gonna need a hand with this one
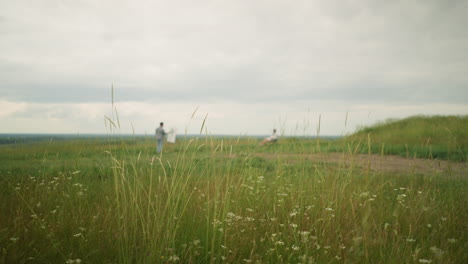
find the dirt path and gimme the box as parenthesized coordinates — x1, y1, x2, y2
(255, 152, 468, 178)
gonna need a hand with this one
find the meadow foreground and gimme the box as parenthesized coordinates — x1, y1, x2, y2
(0, 135, 467, 263)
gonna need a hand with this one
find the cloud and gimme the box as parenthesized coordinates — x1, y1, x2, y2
(0, 0, 467, 134)
(1, 0, 467, 104)
(1, 99, 467, 135)
(0, 100, 27, 118)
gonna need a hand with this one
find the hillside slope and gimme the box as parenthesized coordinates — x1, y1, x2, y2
(345, 115, 468, 161)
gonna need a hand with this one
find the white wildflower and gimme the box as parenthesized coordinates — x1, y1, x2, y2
(226, 212, 236, 218)
(418, 259, 432, 263)
(430, 246, 444, 258)
(359, 192, 369, 198)
(275, 240, 285, 246)
(168, 255, 179, 262)
(66, 259, 81, 264)
(299, 231, 310, 243)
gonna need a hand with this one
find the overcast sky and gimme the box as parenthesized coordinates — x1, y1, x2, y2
(1, 0, 467, 136)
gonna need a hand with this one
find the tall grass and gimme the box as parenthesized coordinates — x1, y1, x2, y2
(1, 131, 467, 263)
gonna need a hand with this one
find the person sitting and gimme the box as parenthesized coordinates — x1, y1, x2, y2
(260, 129, 278, 145)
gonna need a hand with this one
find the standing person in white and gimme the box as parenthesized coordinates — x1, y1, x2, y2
(155, 122, 167, 153)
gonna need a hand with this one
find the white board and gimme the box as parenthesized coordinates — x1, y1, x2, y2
(167, 129, 176, 143)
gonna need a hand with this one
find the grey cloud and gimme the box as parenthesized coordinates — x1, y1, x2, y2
(1, 0, 468, 106)
(3, 73, 466, 105)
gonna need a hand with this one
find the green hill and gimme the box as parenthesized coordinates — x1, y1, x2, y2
(345, 115, 468, 161)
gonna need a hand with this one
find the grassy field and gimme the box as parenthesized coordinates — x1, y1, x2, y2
(1, 116, 467, 263)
